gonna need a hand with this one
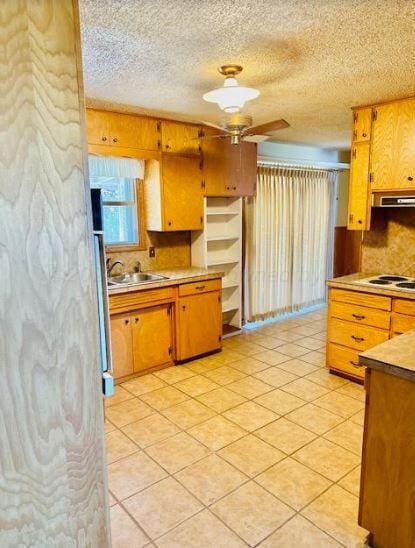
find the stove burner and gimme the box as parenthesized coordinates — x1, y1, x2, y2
(378, 276, 409, 282)
(396, 282, 415, 289)
(368, 279, 392, 285)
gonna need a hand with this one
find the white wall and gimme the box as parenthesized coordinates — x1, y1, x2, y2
(258, 141, 350, 227)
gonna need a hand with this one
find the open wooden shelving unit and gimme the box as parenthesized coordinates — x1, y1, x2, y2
(191, 196, 243, 337)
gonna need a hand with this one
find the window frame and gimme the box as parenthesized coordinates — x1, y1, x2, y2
(103, 178, 147, 252)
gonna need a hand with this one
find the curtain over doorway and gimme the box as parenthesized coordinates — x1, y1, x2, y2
(244, 164, 337, 322)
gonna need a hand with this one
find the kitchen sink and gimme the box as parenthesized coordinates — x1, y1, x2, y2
(107, 272, 168, 286)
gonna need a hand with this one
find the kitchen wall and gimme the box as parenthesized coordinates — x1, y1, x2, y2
(361, 209, 415, 276)
(107, 231, 191, 273)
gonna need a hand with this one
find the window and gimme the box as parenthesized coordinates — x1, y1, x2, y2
(89, 155, 146, 250)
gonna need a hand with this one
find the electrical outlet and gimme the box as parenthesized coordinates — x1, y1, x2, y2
(149, 246, 156, 258)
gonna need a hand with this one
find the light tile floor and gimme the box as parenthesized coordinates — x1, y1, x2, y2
(105, 307, 369, 547)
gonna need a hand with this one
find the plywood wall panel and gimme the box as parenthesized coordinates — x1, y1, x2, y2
(0, 1, 109, 545)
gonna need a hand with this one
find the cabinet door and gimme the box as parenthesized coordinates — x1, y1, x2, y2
(352, 107, 372, 142)
(162, 154, 204, 230)
(86, 109, 110, 146)
(371, 99, 415, 190)
(347, 142, 371, 230)
(177, 291, 222, 360)
(226, 141, 257, 196)
(131, 305, 172, 373)
(107, 112, 159, 150)
(161, 121, 201, 154)
(202, 128, 228, 195)
(110, 313, 134, 379)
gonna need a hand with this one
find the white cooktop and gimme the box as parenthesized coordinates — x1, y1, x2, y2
(355, 275, 415, 292)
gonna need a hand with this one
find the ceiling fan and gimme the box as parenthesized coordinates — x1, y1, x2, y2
(201, 64, 289, 145)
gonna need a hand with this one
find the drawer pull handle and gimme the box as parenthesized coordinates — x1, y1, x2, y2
(350, 360, 363, 368)
(195, 285, 206, 290)
(351, 335, 364, 342)
(352, 314, 365, 320)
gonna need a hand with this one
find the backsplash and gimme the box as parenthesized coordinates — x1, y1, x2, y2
(361, 209, 415, 276)
(106, 231, 191, 274)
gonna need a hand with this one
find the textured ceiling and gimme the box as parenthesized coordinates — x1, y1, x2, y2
(79, 0, 415, 149)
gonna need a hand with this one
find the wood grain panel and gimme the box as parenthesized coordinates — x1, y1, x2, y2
(352, 107, 372, 142)
(371, 98, 415, 190)
(0, 1, 109, 545)
(393, 298, 415, 316)
(333, 227, 362, 277)
(162, 154, 204, 230)
(110, 314, 134, 379)
(329, 301, 390, 330)
(360, 369, 415, 546)
(202, 127, 228, 195)
(329, 288, 391, 311)
(327, 343, 365, 380)
(178, 278, 221, 296)
(161, 120, 201, 155)
(347, 141, 370, 230)
(131, 305, 173, 372)
(109, 287, 175, 313)
(391, 313, 415, 335)
(328, 318, 389, 351)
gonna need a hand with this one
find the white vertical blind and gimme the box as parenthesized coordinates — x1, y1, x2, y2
(244, 165, 337, 322)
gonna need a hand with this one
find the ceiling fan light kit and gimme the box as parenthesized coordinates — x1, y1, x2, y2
(203, 65, 260, 113)
(201, 64, 289, 145)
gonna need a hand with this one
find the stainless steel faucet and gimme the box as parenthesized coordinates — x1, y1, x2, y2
(135, 261, 142, 273)
(106, 258, 124, 276)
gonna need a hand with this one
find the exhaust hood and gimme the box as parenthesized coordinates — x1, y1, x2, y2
(372, 191, 415, 207)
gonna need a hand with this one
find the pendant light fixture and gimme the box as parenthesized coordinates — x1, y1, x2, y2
(203, 65, 260, 113)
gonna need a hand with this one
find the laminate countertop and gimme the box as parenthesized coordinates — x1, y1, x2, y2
(107, 267, 224, 295)
(327, 272, 415, 300)
(360, 330, 415, 383)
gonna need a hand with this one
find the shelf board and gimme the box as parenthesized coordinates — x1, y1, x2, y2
(222, 324, 242, 338)
(207, 235, 239, 242)
(222, 305, 239, 313)
(207, 259, 240, 267)
(222, 282, 239, 290)
(206, 211, 239, 217)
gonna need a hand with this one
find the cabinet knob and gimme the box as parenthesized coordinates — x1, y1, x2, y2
(165, 144, 170, 149)
(349, 360, 362, 368)
(408, 176, 414, 182)
(124, 319, 129, 325)
(362, 132, 367, 138)
(195, 285, 205, 291)
(351, 335, 364, 342)
(182, 305, 186, 311)
(358, 219, 362, 224)
(135, 317, 139, 323)
(233, 186, 236, 190)
(168, 221, 172, 226)
(101, 136, 107, 142)
(112, 137, 118, 143)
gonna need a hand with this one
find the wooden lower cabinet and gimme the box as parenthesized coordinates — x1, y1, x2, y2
(109, 278, 222, 380)
(110, 313, 135, 379)
(176, 290, 222, 361)
(110, 304, 173, 380)
(131, 305, 172, 373)
(327, 288, 415, 382)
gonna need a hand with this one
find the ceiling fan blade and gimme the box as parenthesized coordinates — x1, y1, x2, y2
(197, 134, 229, 141)
(245, 118, 290, 135)
(242, 135, 271, 143)
(200, 120, 229, 132)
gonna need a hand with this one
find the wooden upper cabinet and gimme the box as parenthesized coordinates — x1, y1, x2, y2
(177, 290, 222, 361)
(201, 127, 228, 195)
(202, 133, 257, 197)
(160, 120, 201, 155)
(371, 98, 415, 190)
(110, 313, 134, 379)
(145, 155, 204, 231)
(348, 141, 371, 230)
(226, 141, 257, 196)
(352, 107, 372, 142)
(162, 155, 204, 230)
(131, 304, 172, 372)
(86, 109, 159, 151)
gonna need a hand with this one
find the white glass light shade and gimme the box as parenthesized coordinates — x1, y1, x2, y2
(203, 76, 260, 113)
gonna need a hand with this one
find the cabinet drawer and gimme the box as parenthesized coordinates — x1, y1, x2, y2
(327, 343, 365, 379)
(329, 301, 390, 330)
(391, 313, 415, 335)
(328, 318, 389, 351)
(393, 299, 415, 316)
(330, 288, 391, 311)
(179, 278, 221, 296)
(109, 287, 175, 313)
